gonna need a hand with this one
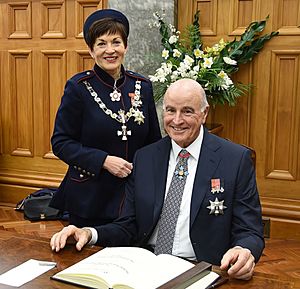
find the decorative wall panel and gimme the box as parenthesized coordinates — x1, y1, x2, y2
(75, 50, 93, 71)
(75, 1, 104, 38)
(8, 2, 31, 38)
(194, 0, 217, 35)
(41, 1, 66, 38)
(266, 50, 300, 180)
(229, 0, 258, 35)
(41, 50, 67, 158)
(8, 50, 33, 157)
(274, 0, 300, 35)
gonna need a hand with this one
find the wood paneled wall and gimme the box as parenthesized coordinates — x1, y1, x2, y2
(178, 0, 300, 239)
(0, 0, 107, 202)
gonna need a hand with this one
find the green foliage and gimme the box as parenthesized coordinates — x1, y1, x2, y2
(150, 11, 278, 106)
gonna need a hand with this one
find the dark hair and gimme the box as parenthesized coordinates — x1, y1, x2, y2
(86, 18, 128, 49)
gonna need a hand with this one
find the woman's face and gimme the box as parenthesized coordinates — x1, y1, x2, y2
(89, 33, 127, 79)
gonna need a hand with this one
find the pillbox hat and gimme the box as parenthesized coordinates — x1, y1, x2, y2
(83, 9, 129, 44)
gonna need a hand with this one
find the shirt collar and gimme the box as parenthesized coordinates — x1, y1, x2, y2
(171, 125, 204, 161)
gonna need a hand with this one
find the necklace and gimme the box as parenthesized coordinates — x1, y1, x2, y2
(83, 80, 145, 141)
(110, 79, 121, 101)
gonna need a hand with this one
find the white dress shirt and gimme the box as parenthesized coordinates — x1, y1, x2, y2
(88, 126, 204, 259)
(148, 126, 204, 260)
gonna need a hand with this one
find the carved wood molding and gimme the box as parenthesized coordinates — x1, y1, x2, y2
(0, 168, 62, 188)
(7, 2, 32, 39)
(261, 197, 300, 221)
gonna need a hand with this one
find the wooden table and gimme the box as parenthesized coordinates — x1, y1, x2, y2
(0, 231, 300, 288)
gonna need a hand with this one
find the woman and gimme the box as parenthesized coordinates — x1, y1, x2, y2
(50, 9, 161, 227)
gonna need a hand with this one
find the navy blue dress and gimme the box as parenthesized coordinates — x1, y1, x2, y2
(50, 64, 161, 226)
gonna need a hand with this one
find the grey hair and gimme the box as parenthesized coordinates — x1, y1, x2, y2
(199, 88, 209, 112)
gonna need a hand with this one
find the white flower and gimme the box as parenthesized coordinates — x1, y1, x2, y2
(183, 55, 194, 66)
(171, 70, 180, 81)
(169, 35, 178, 44)
(218, 70, 227, 79)
(178, 62, 190, 74)
(225, 77, 233, 86)
(162, 49, 169, 59)
(194, 48, 204, 58)
(202, 57, 213, 68)
(149, 75, 158, 82)
(193, 65, 200, 72)
(218, 70, 233, 89)
(161, 62, 173, 74)
(188, 70, 198, 79)
(173, 49, 182, 58)
(223, 56, 237, 65)
(169, 24, 177, 33)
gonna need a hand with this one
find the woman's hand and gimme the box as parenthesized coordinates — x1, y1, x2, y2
(103, 156, 133, 178)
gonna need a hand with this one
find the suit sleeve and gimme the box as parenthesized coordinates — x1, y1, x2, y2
(94, 154, 139, 246)
(51, 79, 107, 178)
(231, 148, 265, 262)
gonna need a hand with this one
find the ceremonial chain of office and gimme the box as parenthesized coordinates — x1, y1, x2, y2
(83, 80, 145, 140)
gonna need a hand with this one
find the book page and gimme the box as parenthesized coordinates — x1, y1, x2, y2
(53, 247, 159, 289)
(136, 254, 195, 288)
(53, 247, 212, 289)
(186, 271, 220, 289)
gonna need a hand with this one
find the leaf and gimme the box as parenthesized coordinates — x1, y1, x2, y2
(225, 16, 278, 64)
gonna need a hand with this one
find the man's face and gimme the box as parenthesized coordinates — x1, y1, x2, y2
(163, 87, 208, 148)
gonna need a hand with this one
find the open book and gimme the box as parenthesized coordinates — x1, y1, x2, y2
(51, 247, 220, 289)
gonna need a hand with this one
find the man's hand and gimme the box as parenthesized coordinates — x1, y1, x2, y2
(220, 246, 255, 280)
(50, 225, 92, 252)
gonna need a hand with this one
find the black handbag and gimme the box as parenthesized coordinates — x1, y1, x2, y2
(16, 188, 63, 221)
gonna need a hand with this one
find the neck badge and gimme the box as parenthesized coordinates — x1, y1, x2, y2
(110, 80, 121, 102)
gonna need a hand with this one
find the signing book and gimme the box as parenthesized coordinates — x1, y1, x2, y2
(51, 247, 219, 289)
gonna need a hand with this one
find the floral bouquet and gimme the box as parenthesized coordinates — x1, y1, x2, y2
(149, 11, 278, 106)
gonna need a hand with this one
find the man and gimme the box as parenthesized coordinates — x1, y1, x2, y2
(50, 78, 264, 280)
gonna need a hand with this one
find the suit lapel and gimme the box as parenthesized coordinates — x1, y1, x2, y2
(190, 130, 222, 226)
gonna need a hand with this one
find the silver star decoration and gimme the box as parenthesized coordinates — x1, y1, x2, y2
(207, 197, 227, 216)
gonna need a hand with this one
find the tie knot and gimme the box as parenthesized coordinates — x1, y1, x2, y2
(179, 149, 190, 159)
